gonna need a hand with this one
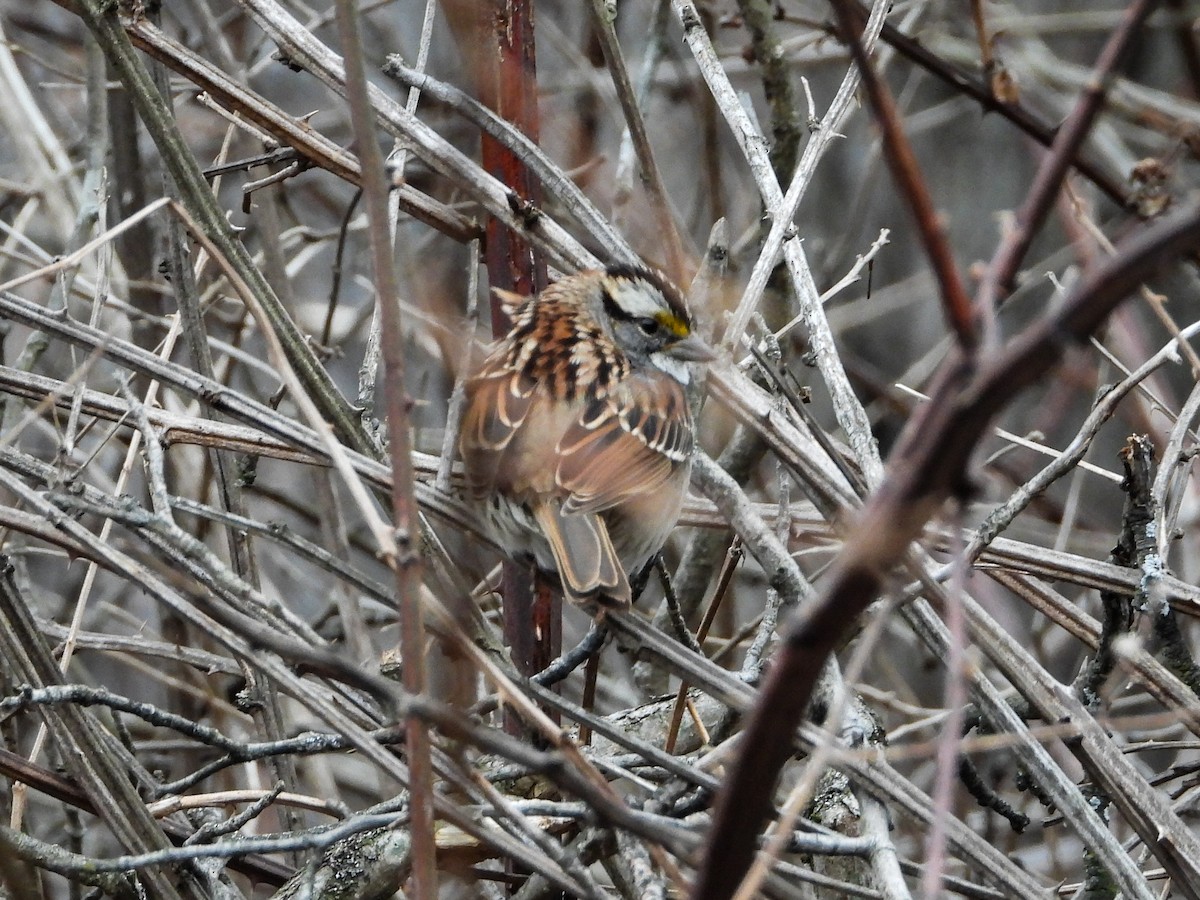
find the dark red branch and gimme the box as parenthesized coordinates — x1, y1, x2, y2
(828, 0, 976, 349)
(690, 195, 1200, 900)
(855, 4, 1132, 209)
(332, 0, 436, 894)
(977, 0, 1159, 315)
(480, 2, 559, 699)
(478, 0, 548, 310)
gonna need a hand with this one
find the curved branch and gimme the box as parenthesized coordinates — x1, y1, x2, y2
(692, 195, 1200, 900)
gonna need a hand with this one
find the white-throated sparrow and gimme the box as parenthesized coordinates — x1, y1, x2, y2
(460, 265, 714, 608)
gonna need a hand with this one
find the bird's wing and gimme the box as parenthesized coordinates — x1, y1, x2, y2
(556, 373, 692, 516)
(458, 359, 537, 497)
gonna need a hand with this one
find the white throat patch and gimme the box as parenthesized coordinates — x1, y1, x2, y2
(651, 352, 691, 384)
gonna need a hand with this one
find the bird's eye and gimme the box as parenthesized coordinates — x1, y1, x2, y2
(637, 317, 660, 336)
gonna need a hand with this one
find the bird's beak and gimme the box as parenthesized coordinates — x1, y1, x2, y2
(668, 333, 718, 363)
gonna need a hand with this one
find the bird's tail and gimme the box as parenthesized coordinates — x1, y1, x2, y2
(533, 502, 631, 607)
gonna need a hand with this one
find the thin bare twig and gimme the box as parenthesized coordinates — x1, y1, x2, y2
(827, 0, 975, 350)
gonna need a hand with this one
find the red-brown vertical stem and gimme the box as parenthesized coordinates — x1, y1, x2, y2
(445, 0, 559, 715)
(480, 2, 548, 307)
(483, 3, 558, 699)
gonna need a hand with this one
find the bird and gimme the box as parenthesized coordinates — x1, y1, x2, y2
(459, 265, 715, 609)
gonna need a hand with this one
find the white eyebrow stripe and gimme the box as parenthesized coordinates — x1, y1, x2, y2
(610, 280, 669, 318)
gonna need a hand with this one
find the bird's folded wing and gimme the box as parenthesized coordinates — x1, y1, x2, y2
(459, 366, 536, 495)
(557, 373, 692, 516)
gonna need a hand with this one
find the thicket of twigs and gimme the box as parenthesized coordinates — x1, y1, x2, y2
(2, 0, 1200, 898)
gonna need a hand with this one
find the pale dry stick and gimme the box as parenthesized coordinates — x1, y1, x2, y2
(587, 0, 687, 278)
(671, 0, 886, 486)
(64, 39, 112, 457)
(690, 453, 820, 605)
(193, 92, 277, 145)
(976, 534, 1200, 610)
(995, 429, 1121, 480)
(814, 229, 891, 309)
(234, 0, 598, 274)
(357, 294, 384, 434)
(146, 789, 341, 820)
(124, 391, 172, 521)
(436, 239, 480, 492)
(759, 226, 892, 358)
(854, 785, 908, 900)
(0, 198, 41, 284)
(919, 520, 969, 898)
(1090, 336, 1180, 430)
(894, 382, 1123, 483)
(1068, 185, 1200, 376)
(722, 0, 889, 348)
(0, 196, 172, 294)
(63, 190, 110, 456)
(362, 0, 439, 422)
(1050, 377, 1103, 555)
(737, 461, 793, 680)
(965, 317, 1200, 562)
(1152, 377, 1200, 562)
